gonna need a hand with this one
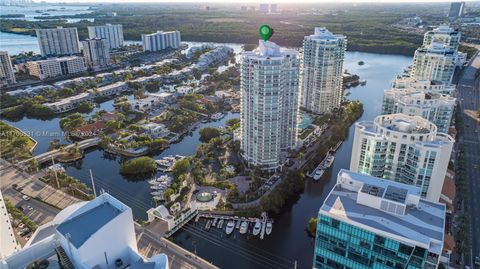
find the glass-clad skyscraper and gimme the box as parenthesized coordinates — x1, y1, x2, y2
(314, 169, 445, 269)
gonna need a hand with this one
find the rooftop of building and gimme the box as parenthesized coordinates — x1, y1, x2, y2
(321, 170, 445, 253)
(242, 40, 297, 59)
(143, 30, 179, 36)
(305, 27, 346, 41)
(375, 114, 436, 134)
(30, 56, 84, 64)
(385, 88, 456, 102)
(56, 199, 122, 248)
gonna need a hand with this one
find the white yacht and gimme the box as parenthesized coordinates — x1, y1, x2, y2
(252, 221, 262, 236)
(225, 221, 235, 235)
(265, 222, 272, 235)
(239, 221, 248, 234)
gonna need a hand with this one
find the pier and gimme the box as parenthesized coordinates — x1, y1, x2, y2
(195, 212, 273, 239)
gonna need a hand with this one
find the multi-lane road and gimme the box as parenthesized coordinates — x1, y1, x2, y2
(456, 51, 480, 267)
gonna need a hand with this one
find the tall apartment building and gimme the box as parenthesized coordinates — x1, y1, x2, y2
(82, 38, 111, 70)
(350, 113, 454, 202)
(448, 2, 465, 20)
(240, 40, 299, 171)
(313, 169, 445, 269)
(423, 25, 461, 51)
(87, 24, 124, 50)
(382, 87, 456, 133)
(26, 56, 86, 80)
(411, 43, 458, 84)
(142, 31, 181, 52)
(300, 28, 346, 114)
(36, 27, 80, 56)
(0, 51, 16, 87)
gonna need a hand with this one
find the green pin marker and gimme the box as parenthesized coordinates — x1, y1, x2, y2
(259, 24, 274, 42)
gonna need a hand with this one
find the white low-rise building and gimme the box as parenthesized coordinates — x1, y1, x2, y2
(196, 46, 233, 70)
(129, 93, 175, 112)
(53, 76, 95, 89)
(95, 81, 129, 97)
(26, 56, 87, 80)
(141, 122, 171, 138)
(0, 193, 169, 269)
(43, 92, 92, 113)
(6, 85, 56, 97)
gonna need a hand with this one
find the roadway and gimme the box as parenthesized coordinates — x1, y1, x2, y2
(1, 158, 216, 269)
(456, 51, 480, 267)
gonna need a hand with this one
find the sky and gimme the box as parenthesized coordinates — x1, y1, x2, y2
(35, 0, 480, 3)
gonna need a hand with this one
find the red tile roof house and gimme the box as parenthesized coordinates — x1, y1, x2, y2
(73, 121, 107, 138)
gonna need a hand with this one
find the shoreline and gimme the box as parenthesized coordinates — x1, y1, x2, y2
(0, 30, 415, 57)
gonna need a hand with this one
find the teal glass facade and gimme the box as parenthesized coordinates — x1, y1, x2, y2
(313, 214, 439, 269)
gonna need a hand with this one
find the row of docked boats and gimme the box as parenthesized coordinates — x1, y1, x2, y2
(149, 175, 172, 201)
(310, 153, 335, 181)
(155, 155, 185, 172)
(203, 217, 272, 237)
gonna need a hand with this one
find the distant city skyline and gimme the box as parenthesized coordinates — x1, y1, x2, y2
(7, 0, 480, 3)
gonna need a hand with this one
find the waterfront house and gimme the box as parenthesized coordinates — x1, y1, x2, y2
(140, 122, 171, 139)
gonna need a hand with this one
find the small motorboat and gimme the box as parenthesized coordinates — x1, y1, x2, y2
(212, 218, 218, 227)
(313, 169, 324, 181)
(217, 219, 224, 229)
(252, 221, 262, 236)
(265, 222, 272, 235)
(235, 220, 241, 229)
(226, 221, 235, 235)
(151, 191, 164, 196)
(239, 221, 248, 234)
(205, 220, 212, 230)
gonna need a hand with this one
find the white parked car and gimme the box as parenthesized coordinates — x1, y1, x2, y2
(22, 195, 30, 201)
(26, 205, 33, 211)
(18, 223, 25, 229)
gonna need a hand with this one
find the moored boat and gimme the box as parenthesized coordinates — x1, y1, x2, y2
(253, 221, 262, 236)
(239, 221, 248, 234)
(265, 222, 272, 235)
(226, 221, 235, 235)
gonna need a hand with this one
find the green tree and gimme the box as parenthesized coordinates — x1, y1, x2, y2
(120, 156, 157, 175)
(199, 127, 221, 143)
(172, 158, 190, 180)
(104, 120, 121, 133)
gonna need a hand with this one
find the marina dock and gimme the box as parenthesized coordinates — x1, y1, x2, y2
(196, 212, 273, 239)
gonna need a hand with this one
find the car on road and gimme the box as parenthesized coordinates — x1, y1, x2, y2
(26, 205, 33, 211)
(22, 195, 30, 201)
